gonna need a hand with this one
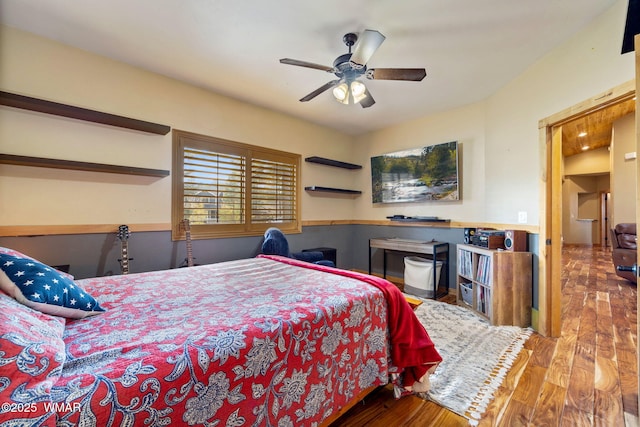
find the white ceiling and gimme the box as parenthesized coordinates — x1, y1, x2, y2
(0, 0, 620, 135)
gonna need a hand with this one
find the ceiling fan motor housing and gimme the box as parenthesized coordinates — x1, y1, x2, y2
(333, 53, 365, 80)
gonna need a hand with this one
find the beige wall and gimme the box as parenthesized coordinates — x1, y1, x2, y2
(562, 174, 610, 244)
(564, 147, 611, 176)
(352, 102, 486, 222)
(486, 0, 632, 226)
(0, 0, 636, 230)
(352, 0, 633, 227)
(562, 147, 612, 245)
(0, 26, 356, 225)
(611, 113, 637, 225)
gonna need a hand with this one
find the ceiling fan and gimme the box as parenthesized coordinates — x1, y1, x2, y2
(280, 30, 426, 108)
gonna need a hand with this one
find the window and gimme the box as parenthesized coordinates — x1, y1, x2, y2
(172, 130, 300, 240)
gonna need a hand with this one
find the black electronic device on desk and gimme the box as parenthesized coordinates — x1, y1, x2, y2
(386, 215, 449, 223)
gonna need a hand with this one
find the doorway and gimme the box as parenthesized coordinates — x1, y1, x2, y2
(563, 175, 609, 246)
(538, 80, 636, 338)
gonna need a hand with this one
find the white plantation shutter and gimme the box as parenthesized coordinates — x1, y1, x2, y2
(183, 148, 245, 225)
(173, 130, 300, 239)
(250, 157, 297, 224)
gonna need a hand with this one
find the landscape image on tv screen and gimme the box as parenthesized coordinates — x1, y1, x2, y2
(371, 141, 459, 204)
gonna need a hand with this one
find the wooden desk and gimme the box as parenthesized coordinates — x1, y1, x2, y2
(369, 238, 449, 299)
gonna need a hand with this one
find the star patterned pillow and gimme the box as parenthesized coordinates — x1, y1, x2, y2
(0, 253, 106, 319)
(0, 246, 75, 280)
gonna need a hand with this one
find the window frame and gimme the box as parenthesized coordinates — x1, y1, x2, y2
(172, 130, 301, 240)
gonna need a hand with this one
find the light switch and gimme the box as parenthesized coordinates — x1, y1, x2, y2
(518, 211, 527, 224)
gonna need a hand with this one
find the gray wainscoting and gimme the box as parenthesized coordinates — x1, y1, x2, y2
(0, 224, 538, 308)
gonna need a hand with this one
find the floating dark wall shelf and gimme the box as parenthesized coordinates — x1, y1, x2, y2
(305, 186, 361, 195)
(305, 156, 362, 170)
(0, 154, 170, 177)
(0, 91, 171, 135)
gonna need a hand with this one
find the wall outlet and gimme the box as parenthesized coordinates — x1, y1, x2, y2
(518, 211, 528, 224)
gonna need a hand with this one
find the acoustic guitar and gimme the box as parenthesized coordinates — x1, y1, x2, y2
(181, 219, 195, 267)
(117, 225, 132, 274)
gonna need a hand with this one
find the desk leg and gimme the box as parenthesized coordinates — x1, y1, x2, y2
(383, 249, 387, 279)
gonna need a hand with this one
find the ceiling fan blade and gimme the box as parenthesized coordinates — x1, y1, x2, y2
(280, 58, 334, 72)
(299, 80, 341, 102)
(349, 30, 386, 69)
(360, 88, 375, 108)
(366, 68, 427, 81)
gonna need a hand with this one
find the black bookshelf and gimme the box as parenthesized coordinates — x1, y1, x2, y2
(0, 154, 170, 177)
(0, 91, 170, 135)
(305, 186, 361, 195)
(305, 156, 362, 170)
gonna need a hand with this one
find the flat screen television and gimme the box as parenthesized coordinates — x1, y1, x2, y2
(371, 141, 459, 204)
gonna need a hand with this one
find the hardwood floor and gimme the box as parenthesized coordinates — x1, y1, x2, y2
(331, 245, 638, 426)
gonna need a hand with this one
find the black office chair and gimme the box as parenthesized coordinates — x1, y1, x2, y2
(261, 227, 335, 267)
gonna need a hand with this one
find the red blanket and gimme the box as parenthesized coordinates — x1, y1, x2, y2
(258, 255, 442, 386)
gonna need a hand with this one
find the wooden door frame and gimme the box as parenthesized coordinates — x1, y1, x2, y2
(635, 33, 640, 418)
(538, 79, 635, 337)
(600, 190, 610, 247)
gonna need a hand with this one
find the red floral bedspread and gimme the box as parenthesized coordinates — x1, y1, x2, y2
(60, 257, 396, 426)
(1, 256, 441, 426)
(258, 255, 442, 386)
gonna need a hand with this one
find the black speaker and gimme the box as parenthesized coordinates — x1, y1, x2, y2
(463, 228, 476, 244)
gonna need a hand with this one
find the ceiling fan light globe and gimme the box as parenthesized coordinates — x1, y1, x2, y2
(333, 83, 350, 104)
(351, 81, 367, 103)
(351, 80, 366, 95)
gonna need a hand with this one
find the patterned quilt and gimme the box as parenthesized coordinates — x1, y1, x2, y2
(0, 256, 440, 426)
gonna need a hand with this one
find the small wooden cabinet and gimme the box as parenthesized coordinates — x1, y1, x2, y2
(456, 243, 532, 327)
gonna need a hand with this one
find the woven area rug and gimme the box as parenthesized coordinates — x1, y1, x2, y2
(412, 298, 533, 425)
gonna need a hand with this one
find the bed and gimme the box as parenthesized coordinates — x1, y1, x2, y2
(0, 248, 441, 426)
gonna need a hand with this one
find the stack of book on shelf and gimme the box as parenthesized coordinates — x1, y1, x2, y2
(477, 286, 491, 317)
(476, 255, 492, 285)
(458, 249, 473, 278)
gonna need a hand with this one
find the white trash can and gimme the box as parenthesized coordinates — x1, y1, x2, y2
(404, 256, 443, 298)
